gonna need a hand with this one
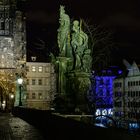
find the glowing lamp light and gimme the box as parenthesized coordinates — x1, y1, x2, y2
(17, 78, 23, 85)
(108, 108, 113, 115)
(102, 109, 107, 115)
(96, 109, 101, 116)
(10, 94, 14, 99)
(118, 70, 122, 74)
(17, 78, 23, 106)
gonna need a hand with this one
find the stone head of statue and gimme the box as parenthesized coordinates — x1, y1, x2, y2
(72, 20, 79, 31)
(60, 5, 65, 16)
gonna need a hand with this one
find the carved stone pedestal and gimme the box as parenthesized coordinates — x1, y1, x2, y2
(66, 71, 91, 113)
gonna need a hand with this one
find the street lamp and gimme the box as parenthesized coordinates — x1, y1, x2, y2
(10, 93, 14, 112)
(17, 78, 23, 106)
(10, 94, 14, 99)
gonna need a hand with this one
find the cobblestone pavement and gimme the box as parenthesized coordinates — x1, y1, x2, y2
(0, 113, 45, 140)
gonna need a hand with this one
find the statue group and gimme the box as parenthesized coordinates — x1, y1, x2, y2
(53, 5, 92, 113)
(57, 5, 92, 73)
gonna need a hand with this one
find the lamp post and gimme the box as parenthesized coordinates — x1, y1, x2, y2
(10, 93, 14, 112)
(10, 94, 14, 99)
(17, 78, 23, 106)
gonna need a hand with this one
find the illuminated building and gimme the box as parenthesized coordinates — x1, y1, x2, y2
(87, 66, 122, 126)
(95, 75, 115, 116)
(0, 1, 57, 110)
(0, 0, 26, 110)
(113, 61, 140, 130)
(26, 57, 56, 110)
(90, 67, 122, 117)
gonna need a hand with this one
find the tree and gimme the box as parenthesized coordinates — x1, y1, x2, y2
(82, 20, 115, 72)
(81, 20, 115, 116)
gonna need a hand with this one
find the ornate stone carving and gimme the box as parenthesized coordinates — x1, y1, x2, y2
(71, 20, 91, 72)
(57, 5, 71, 57)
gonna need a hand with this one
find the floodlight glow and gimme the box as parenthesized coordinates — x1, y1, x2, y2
(96, 109, 101, 116)
(10, 94, 14, 99)
(17, 78, 23, 85)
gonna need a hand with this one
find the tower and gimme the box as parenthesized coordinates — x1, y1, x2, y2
(0, 0, 26, 110)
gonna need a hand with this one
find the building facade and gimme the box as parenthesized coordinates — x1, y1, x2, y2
(0, 1, 57, 111)
(0, 0, 26, 110)
(26, 61, 56, 110)
(88, 67, 122, 117)
(95, 75, 115, 116)
(86, 67, 123, 126)
(113, 61, 140, 130)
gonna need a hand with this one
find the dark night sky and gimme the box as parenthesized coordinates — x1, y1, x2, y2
(23, 0, 140, 67)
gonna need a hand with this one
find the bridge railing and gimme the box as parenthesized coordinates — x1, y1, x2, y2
(54, 113, 94, 123)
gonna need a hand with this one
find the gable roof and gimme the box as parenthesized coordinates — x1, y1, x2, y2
(127, 61, 140, 76)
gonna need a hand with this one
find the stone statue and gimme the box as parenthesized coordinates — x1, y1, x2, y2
(82, 49, 92, 72)
(71, 20, 89, 71)
(57, 5, 71, 57)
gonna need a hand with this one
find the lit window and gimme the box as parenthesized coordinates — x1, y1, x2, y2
(38, 79, 42, 85)
(38, 93, 42, 99)
(32, 79, 36, 85)
(32, 66, 36, 72)
(38, 66, 43, 72)
(32, 93, 36, 99)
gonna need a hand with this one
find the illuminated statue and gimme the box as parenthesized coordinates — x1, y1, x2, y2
(56, 5, 72, 95)
(82, 49, 92, 72)
(57, 5, 71, 57)
(71, 20, 90, 71)
(51, 5, 93, 113)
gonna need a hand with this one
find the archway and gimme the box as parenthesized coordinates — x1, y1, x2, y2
(0, 80, 15, 112)
(0, 83, 7, 111)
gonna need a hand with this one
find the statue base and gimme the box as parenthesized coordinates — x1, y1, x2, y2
(66, 71, 91, 113)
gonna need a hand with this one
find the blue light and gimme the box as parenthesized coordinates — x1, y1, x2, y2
(118, 70, 122, 74)
(129, 123, 140, 129)
(95, 76, 115, 108)
(87, 69, 119, 117)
